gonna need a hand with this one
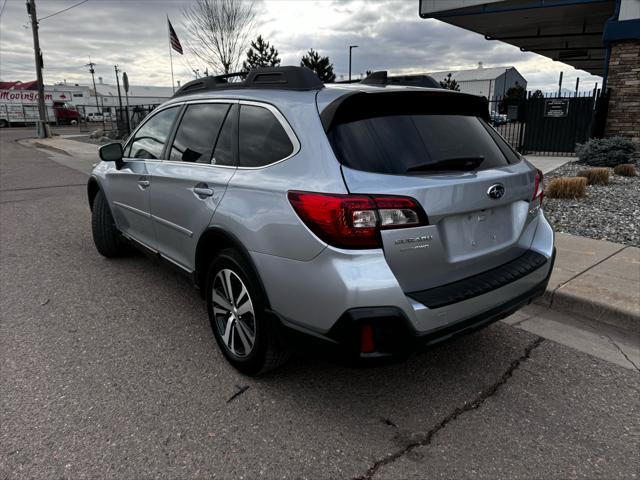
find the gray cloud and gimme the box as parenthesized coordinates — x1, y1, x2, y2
(0, 0, 601, 92)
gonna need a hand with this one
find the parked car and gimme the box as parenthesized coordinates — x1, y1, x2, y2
(85, 112, 103, 122)
(88, 67, 554, 375)
(490, 110, 508, 125)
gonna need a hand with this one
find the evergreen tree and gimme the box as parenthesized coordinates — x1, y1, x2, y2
(439, 73, 460, 91)
(499, 82, 527, 113)
(242, 35, 281, 70)
(531, 89, 544, 99)
(300, 49, 336, 82)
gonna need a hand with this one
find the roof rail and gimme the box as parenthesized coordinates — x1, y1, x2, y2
(172, 66, 324, 98)
(360, 71, 441, 89)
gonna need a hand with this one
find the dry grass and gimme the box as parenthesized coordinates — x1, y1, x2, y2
(577, 167, 610, 185)
(546, 177, 588, 199)
(613, 164, 638, 177)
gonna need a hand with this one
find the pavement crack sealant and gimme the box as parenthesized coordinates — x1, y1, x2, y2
(354, 337, 546, 480)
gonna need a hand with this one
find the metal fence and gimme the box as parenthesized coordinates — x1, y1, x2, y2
(73, 104, 159, 138)
(487, 90, 604, 157)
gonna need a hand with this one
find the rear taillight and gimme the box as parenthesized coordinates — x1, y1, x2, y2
(287, 191, 428, 249)
(532, 169, 544, 205)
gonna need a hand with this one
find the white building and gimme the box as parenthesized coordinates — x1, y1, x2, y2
(426, 64, 527, 100)
(48, 77, 174, 114)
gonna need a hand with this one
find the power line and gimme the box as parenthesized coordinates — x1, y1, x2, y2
(0, 0, 8, 18)
(39, 0, 89, 21)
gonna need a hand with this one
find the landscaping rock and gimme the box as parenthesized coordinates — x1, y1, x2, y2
(543, 163, 640, 247)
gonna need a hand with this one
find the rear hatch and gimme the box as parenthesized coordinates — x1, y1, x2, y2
(321, 89, 539, 293)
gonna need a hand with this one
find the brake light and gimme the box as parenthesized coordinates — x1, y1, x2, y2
(532, 169, 544, 205)
(287, 191, 428, 249)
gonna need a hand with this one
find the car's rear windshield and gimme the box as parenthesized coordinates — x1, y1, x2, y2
(327, 114, 513, 175)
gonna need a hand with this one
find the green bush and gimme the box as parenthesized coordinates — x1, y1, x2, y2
(575, 137, 636, 167)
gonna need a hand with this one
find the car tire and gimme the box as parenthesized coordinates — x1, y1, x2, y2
(206, 248, 289, 375)
(91, 189, 128, 258)
(0, 120, 8, 128)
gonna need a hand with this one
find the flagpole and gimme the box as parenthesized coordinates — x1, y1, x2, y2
(167, 16, 175, 94)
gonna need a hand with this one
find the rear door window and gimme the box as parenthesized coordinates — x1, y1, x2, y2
(327, 114, 511, 174)
(239, 105, 294, 167)
(169, 103, 230, 164)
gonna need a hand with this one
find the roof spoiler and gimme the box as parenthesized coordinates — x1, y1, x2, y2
(320, 90, 490, 132)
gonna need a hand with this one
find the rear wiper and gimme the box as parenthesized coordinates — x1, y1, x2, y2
(406, 156, 485, 173)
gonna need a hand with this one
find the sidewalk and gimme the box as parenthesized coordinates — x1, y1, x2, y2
(524, 154, 576, 173)
(538, 232, 639, 334)
(20, 135, 99, 175)
(22, 137, 640, 334)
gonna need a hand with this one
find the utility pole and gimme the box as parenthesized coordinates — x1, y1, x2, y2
(26, 0, 49, 138)
(348, 45, 358, 83)
(122, 71, 131, 136)
(114, 65, 124, 136)
(85, 59, 105, 132)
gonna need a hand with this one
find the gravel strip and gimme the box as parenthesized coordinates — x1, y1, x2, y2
(543, 162, 639, 247)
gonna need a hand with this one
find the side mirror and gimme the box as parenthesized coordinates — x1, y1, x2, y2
(99, 142, 123, 162)
(98, 142, 124, 169)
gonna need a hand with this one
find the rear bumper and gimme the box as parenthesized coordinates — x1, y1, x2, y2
(253, 209, 554, 336)
(276, 248, 555, 358)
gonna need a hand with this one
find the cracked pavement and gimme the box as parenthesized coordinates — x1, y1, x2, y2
(2, 129, 639, 479)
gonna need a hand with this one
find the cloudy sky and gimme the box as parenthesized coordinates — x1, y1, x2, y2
(0, 0, 602, 92)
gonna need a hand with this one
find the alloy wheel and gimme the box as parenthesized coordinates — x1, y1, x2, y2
(212, 268, 256, 358)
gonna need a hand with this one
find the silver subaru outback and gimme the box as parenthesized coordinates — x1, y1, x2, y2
(88, 66, 554, 375)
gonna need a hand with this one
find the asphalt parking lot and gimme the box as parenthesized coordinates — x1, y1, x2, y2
(1, 128, 638, 479)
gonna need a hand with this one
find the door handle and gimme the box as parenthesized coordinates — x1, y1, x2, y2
(137, 179, 150, 188)
(194, 186, 214, 197)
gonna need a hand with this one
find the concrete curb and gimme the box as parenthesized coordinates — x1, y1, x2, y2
(537, 237, 639, 335)
(550, 289, 640, 334)
(537, 289, 640, 335)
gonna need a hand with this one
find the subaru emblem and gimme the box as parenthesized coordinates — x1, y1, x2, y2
(487, 184, 505, 199)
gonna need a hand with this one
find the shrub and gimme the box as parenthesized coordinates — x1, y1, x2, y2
(546, 177, 587, 199)
(575, 137, 636, 167)
(577, 167, 610, 185)
(613, 163, 637, 177)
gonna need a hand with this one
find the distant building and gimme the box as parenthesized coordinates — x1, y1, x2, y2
(426, 64, 527, 100)
(47, 77, 173, 114)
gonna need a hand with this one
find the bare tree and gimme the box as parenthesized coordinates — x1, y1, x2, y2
(182, 0, 256, 75)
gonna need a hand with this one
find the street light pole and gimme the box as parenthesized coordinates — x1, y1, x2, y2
(348, 45, 358, 83)
(26, 0, 50, 138)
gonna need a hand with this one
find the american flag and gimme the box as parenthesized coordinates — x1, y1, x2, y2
(168, 19, 183, 55)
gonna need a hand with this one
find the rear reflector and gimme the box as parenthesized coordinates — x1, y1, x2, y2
(288, 191, 428, 249)
(532, 169, 544, 205)
(360, 324, 375, 353)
